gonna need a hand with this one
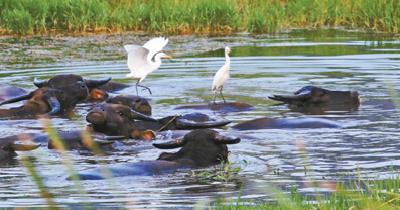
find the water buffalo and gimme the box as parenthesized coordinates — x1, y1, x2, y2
(86, 103, 231, 139)
(106, 95, 152, 116)
(0, 87, 76, 118)
(0, 137, 40, 161)
(74, 129, 240, 180)
(33, 74, 111, 90)
(232, 117, 341, 130)
(269, 86, 360, 113)
(175, 102, 254, 112)
(30, 130, 122, 150)
(0, 75, 111, 118)
(33, 74, 111, 102)
(0, 130, 124, 153)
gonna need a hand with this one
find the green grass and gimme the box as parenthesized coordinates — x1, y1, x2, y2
(212, 176, 400, 209)
(0, 0, 399, 35)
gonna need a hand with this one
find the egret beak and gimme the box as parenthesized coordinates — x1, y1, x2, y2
(162, 55, 172, 59)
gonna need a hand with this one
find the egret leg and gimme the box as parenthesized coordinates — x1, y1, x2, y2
(220, 90, 226, 103)
(137, 84, 152, 95)
(135, 80, 140, 96)
(135, 80, 152, 95)
(213, 92, 217, 104)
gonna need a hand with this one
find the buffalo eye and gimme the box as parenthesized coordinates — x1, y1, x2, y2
(118, 111, 124, 116)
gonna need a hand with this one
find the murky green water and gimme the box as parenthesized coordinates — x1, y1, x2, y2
(0, 30, 400, 208)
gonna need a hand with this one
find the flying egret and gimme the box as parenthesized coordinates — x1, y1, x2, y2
(124, 37, 172, 95)
(212, 46, 231, 103)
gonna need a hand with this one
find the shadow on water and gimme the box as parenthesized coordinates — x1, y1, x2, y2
(0, 29, 400, 207)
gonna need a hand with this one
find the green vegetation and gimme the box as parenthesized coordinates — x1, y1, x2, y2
(212, 176, 400, 209)
(0, 0, 399, 35)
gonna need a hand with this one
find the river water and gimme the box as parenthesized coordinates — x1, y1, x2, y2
(0, 30, 400, 208)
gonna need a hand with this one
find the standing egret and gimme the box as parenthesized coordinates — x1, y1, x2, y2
(124, 37, 172, 96)
(212, 46, 231, 103)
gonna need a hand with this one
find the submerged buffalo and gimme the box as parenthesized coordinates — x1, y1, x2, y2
(0, 137, 40, 161)
(269, 86, 360, 113)
(0, 87, 80, 118)
(232, 117, 341, 130)
(33, 74, 111, 102)
(175, 102, 254, 112)
(0, 75, 111, 118)
(74, 129, 240, 180)
(86, 103, 231, 139)
(33, 74, 111, 90)
(0, 130, 125, 153)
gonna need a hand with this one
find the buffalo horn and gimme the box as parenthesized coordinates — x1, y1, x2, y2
(153, 138, 186, 149)
(103, 135, 126, 140)
(93, 139, 115, 146)
(84, 77, 111, 88)
(11, 142, 41, 151)
(33, 78, 48, 88)
(268, 93, 311, 103)
(46, 97, 61, 115)
(176, 119, 231, 129)
(214, 134, 241, 144)
(130, 109, 157, 122)
(0, 92, 34, 106)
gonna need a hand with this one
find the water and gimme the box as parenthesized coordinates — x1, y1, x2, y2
(0, 30, 400, 208)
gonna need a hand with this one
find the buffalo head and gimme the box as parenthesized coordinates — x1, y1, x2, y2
(154, 129, 240, 167)
(33, 74, 111, 102)
(86, 103, 231, 139)
(269, 86, 360, 112)
(86, 103, 157, 139)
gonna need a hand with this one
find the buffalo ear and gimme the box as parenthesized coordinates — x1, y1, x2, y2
(214, 134, 241, 144)
(89, 88, 108, 101)
(33, 78, 48, 88)
(153, 138, 185, 149)
(130, 129, 156, 140)
(85, 78, 111, 88)
(140, 130, 156, 140)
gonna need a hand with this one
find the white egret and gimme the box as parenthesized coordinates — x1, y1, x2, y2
(212, 46, 231, 103)
(124, 37, 172, 95)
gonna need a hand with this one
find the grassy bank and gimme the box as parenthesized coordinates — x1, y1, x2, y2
(0, 0, 399, 35)
(213, 176, 400, 209)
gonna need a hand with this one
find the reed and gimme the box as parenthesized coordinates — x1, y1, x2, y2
(0, 0, 399, 35)
(212, 176, 400, 209)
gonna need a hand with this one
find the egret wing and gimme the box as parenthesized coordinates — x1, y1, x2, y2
(212, 65, 229, 91)
(124, 45, 151, 73)
(142, 37, 168, 53)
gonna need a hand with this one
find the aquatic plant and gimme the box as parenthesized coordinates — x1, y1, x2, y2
(0, 0, 399, 35)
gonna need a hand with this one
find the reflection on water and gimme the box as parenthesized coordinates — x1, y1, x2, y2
(1, 30, 400, 208)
